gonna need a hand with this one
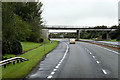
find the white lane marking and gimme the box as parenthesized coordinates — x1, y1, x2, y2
(90, 52, 92, 55)
(92, 56, 95, 58)
(55, 65, 59, 69)
(95, 45, 119, 54)
(51, 72, 55, 75)
(85, 48, 100, 64)
(47, 75, 52, 78)
(59, 61, 62, 64)
(102, 69, 107, 74)
(57, 63, 61, 66)
(47, 42, 69, 79)
(96, 61, 100, 64)
(85, 48, 91, 53)
(53, 69, 57, 71)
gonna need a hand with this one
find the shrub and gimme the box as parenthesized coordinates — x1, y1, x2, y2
(2, 39, 22, 55)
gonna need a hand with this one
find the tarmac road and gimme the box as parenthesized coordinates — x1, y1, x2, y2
(26, 40, 119, 79)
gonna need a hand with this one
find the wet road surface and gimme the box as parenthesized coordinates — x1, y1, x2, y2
(26, 41, 118, 79)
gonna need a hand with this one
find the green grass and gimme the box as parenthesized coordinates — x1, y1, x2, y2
(21, 38, 50, 52)
(2, 41, 58, 79)
(21, 42, 41, 52)
(3, 42, 43, 58)
(3, 54, 15, 59)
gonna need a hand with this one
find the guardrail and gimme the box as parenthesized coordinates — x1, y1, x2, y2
(80, 40, 120, 48)
(0, 57, 28, 68)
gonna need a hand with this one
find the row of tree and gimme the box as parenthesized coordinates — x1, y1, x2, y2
(49, 25, 120, 41)
(49, 33, 76, 38)
(80, 25, 120, 41)
(2, 2, 44, 55)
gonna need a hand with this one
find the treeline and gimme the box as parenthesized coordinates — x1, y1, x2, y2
(50, 25, 120, 41)
(80, 25, 120, 41)
(2, 2, 44, 55)
(49, 33, 76, 38)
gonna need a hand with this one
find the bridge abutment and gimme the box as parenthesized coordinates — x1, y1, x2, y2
(106, 31, 111, 40)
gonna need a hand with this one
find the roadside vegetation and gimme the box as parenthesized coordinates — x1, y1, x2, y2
(2, 41, 58, 79)
(21, 42, 42, 52)
(80, 25, 120, 41)
(50, 25, 120, 41)
(2, 2, 58, 80)
(2, 2, 45, 58)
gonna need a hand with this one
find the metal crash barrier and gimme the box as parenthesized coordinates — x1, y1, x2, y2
(0, 57, 28, 68)
(80, 40, 120, 48)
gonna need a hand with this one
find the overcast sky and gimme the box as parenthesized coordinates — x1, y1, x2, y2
(42, 0, 119, 27)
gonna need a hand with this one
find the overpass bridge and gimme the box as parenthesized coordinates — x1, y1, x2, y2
(42, 25, 117, 40)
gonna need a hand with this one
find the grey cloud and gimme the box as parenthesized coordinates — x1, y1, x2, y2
(42, 0, 119, 26)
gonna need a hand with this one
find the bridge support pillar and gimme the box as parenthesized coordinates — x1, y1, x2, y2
(76, 30, 81, 41)
(41, 29, 49, 40)
(106, 32, 111, 40)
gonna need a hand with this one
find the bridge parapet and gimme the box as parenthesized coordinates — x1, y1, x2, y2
(44, 25, 117, 30)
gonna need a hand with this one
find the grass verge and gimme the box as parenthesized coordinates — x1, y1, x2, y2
(2, 41, 58, 79)
(21, 42, 42, 52)
(2, 42, 42, 59)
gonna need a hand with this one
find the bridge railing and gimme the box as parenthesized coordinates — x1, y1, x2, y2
(44, 25, 117, 30)
(0, 57, 28, 68)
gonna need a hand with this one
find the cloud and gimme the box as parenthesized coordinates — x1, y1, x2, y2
(42, 0, 119, 26)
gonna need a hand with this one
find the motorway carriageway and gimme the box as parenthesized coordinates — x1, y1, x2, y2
(26, 40, 119, 79)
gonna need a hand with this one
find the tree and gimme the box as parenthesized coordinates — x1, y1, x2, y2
(2, 2, 44, 55)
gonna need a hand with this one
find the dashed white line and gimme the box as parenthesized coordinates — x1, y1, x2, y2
(53, 69, 57, 71)
(55, 65, 59, 69)
(51, 72, 55, 75)
(59, 61, 62, 64)
(47, 75, 52, 79)
(85, 47, 109, 75)
(47, 42, 69, 79)
(90, 52, 92, 55)
(102, 69, 107, 74)
(92, 56, 95, 58)
(96, 61, 100, 64)
(58, 63, 61, 66)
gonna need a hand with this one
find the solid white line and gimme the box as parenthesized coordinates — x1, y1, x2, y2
(102, 69, 107, 74)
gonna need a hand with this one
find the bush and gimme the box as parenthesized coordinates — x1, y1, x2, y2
(2, 39, 22, 55)
(12, 40, 22, 55)
(39, 38, 44, 43)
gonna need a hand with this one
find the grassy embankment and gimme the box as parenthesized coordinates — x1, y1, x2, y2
(3, 38, 50, 58)
(2, 40, 58, 79)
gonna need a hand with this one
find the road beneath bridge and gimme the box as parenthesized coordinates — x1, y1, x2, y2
(26, 39, 119, 79)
